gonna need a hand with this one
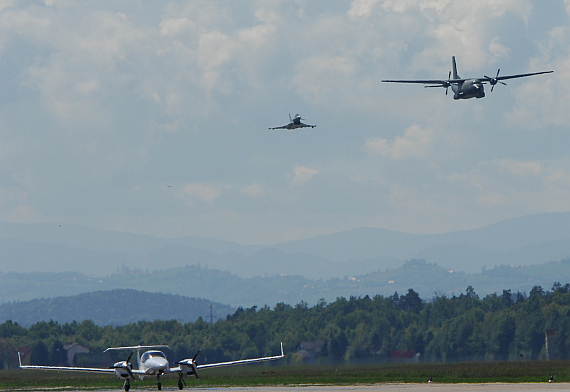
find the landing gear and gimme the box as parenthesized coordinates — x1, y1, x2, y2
(177, 372, 186, 390)
(157, 374, 162, 390)
(123, 379, 130, 392)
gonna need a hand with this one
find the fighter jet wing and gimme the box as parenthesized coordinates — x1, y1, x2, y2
(299, 123, 316, 128)
(268, 125, 289, 130)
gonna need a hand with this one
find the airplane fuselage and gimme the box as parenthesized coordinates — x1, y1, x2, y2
(138, 350, 169, 377)
(452, 79, 485, 100)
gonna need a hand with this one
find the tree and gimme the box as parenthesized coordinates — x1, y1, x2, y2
(50, 340, 67, 365)
(400, 289, 423, 313)
(329, 331, 348, 363)
(0, 338, 17, 369)
(496, 315, 516, 360)
(30, 341, 50, 365)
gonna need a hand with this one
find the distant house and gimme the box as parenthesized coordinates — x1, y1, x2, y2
(64, 343, 91, 366)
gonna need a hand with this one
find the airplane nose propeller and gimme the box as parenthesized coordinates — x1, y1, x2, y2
(485, 69, 507, 92)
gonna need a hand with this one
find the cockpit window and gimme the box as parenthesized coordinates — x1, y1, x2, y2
(141, 351, 166, 362)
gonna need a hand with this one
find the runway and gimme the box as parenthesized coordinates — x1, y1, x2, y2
(66, 384, 570, 392)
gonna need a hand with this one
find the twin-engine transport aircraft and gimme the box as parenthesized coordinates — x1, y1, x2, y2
(382, 56, 553, 100)
(19, 343, 285, 391)
(269, 113, 316, 130)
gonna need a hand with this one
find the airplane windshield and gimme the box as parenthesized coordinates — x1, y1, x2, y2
(141, 351, 166, 362)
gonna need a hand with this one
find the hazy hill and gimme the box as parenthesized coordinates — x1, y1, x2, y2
(0, 289, 235, 326)
(2, 211, 570, 278)
(3, 259, 570, 312)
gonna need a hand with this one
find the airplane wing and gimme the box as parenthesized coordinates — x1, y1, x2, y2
(19, 362, 147, 376)
(19, 363, 117, 373)
(481, 70, 553, 82)
(168, 343, 284, 373)
(381, 79, 466, 85)
(299, 123, 316, 128)
(268, 125, 289, 130)
(18, 352, 146, 375)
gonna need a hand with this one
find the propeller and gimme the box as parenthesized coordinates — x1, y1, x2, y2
(444, 71, 452, 95)
(425, 71, 452, 95)
(176, 350, 201, 380)
(484, 69, 507, 92)
(110, 351, 136, 380)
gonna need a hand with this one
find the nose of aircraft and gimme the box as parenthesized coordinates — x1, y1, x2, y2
(145, 357, 169, 374)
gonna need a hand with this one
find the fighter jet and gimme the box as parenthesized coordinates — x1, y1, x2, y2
(269, 114, 316, 130)
(382, 56, 553, 100)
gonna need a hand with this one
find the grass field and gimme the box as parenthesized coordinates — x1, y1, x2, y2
(2, 360, 570, 390)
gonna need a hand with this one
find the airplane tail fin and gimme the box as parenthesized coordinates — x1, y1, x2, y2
(289, 113, 292, 122)
(452, 56, 459, 79)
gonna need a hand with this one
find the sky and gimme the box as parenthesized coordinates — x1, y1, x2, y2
(1, 0, 570, 245)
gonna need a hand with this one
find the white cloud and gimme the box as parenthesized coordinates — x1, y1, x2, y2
(495, 159, 542, 177)
(288, 166, 319, 186)
(364, 124, 433, 159)
(159, 17, 196, 36)
(176, 183, 226, 203)
(1, 0, 569, 246)
(241, 183, 264, 197)
(348, 0, 381, 18)
(488, 36, 510, 63)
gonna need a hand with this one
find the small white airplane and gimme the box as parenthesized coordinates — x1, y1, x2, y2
(19, 343, 285, 391)
(269, 114, 316, 130)
(382, 56, 553, 100)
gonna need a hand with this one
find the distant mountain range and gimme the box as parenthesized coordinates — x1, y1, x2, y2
(2, 258, 570, 313)
(2, 212, 570, 279)
(0, 289, 235, 326)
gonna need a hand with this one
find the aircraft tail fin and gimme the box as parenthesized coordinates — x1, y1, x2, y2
(452, 56, 459, 79)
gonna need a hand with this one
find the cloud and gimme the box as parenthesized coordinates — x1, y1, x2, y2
(175, 183, 226, 203)
(241, 183, 264, 197)
(288, 166, 319, 186)
(8, 205, 37, 222)
(364, 124, 433, 159)
(495, 159, 542, 177)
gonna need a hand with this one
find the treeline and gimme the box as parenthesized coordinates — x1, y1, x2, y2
(2, 283, 570, 369)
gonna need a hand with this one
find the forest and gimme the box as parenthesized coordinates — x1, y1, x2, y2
(1, 282, 570, 369)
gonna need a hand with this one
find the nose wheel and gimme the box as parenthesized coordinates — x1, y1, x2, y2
(123, 379, 130, 392)
(157, 374, 162, 390)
